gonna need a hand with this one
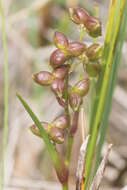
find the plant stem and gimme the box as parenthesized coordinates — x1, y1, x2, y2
(79, 26, 85, 42)
(65, 72, 69, 116)
(0, 2, 9, 190)
(62, 183, 68, 190)
(65, 64, 73, 170)
(84, 0, 126, 189)
(94, 0, 127, 175)
(65, 136, 73, 167)
(89, 5, 98, 130)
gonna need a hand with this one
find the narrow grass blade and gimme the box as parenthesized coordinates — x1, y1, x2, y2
(84, 0, 126, 188)
(94, 0, 127, 174)
(0, 2, 9, 190)
(17, 94, 69, 185)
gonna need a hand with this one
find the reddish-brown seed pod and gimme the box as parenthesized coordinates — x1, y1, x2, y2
(30, 121, 49, 137)
(53, 31, 69, 50)
(33, 71, 53, 86)
(51, 78, 65, 97)
(69, 8, 89, 24)
(86, 43, 103, 61)
(51, 115, 69, 129)
(70, 111, 79, 136)
(55, 151, 69, 184)
(50, 49, 67, 68)
(52, 66, 69, 79)
(67, 42, 87, 56)
(69, 92, 83, 111)
(85, 16, 102, 38)
(73, 78, 90, 96)
(49, 127, 64, 144)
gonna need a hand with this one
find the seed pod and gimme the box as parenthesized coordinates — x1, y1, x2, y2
(50, 49, 67, 68)
(30, 121, 49, 137)
(54, 31, 68, 50)
(49, 127, 64, 144)
(51, 115, 69, 129)
(52, 66, 69, 79)
(85, 62, 101, 77)
(69, 92, 83, 111)
(85, 16, 102, 38)
(55, 151, 69, 184)
(69, 8, 89, 24)
(86, 43, 103, 61)
(33, 71, 53, 86)
(51, 78, 65, 98)
(67, 42, 87, 57)
(73, 78, 89, 96)
(70, 111, 79, 136)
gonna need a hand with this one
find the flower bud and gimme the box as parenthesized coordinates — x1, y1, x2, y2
(30, 121, 49, 138)
(54, 31, 68, 50)
(69, 92, 83, 111)
(67, 42, 87, 57)
(70, 111, 79, 136)
(73, 78, 89, 96)
(33, 71, 53, 86)
(69, 8, 89, 24)
(50, 49, 67, 68)
(86, 43, 103, 61)
(85, 16, 102, 38)
(49, 127, 64, 144)
(85, 63, 101, 77)
(51, 115, 69, 129)
(51, 78, 65, 98)
(52, 66, 69, 79)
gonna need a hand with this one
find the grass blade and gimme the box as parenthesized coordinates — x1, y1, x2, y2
(0, 2, 9, 190)
(17, 94, 69, 186)
(94, 0, 127, 174)
(84, 0, 126, 188)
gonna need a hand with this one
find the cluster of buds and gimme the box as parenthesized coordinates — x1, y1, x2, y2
(30, 115, 69, 144)
(69, 7, 102, 38)
(29, 7, 103, 186)
(31, 7, 103, 142)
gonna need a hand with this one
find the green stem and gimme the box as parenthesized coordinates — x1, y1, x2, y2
(62, 183, 68, 190)
(65, 25, 85, 168)
(0, 2, 9, 190)
(65, 72, 69, 116)
(79, 26, 85, 42)
(94, 0, 127, 175)
(65, 136, 73, 167)
(89, 4, 98, 131)
(84, 0, 126, 189)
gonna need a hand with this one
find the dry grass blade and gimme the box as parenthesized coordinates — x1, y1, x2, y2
(78, 108, 88, 141)
(76, 136, 90, 190)
(90, 144, 112, 190)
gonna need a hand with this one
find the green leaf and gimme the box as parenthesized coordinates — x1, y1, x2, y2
(94, 0, 127, 175)
(17, 94, 69, 185)
(17, 94, 58, 164)
(84, 0, 127, 189)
